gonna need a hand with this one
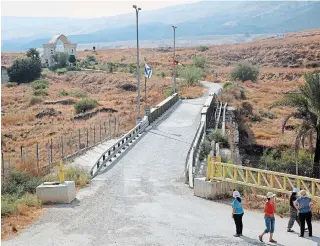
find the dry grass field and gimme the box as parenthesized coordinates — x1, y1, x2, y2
(2, 29, 320, 166)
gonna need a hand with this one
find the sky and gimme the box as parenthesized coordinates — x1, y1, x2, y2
(2, 0, 199, 18)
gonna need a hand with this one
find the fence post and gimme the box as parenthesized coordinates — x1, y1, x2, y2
(99, 121, 102, 142)
(36, 142, 39, 172)
(2, 151, 4, 181)
(61, 136, 64, 158)
(50, 138, 53, 164)
(47, 141, 50, 165)
(104, 121, 107, 140)
(78, 129, 81, 150)
(114, 117, 117, 135)
(93, 125, 96, 144)
(20, 146, 23, 162)
(86, 128, 89, 147)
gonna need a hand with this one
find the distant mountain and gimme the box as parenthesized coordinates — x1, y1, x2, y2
(2, 1, 320, 52)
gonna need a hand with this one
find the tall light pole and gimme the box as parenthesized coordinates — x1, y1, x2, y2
(172, 25, 177, 93)
(133, 5, 141, 122)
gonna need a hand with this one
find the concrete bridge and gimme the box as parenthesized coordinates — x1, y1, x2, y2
(4, 82, 320, 246)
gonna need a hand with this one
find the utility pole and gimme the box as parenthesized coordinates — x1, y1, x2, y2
(133, 5, 141, 123)
(172, 25, 177, 93)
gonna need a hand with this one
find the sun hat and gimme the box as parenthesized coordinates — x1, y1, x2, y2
(300, 190, 307, 197)
(292, 188, 299, 193)
(266, 192, 276, 198)
(233, 190, 241, 198)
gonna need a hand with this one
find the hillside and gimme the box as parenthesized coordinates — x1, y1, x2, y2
(2, 1, 320, 51)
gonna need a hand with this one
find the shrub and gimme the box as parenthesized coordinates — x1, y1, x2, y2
(276, 203, 290, 215)
(128, 63, 136, 74)
(197, 46, 209, 52)
(86, 55, 97, 62)
(56, 68, 67, 75)
(207, 130, 229, 148)
(259, 109, 276, 119)
(200, 139, 212, 160)
(192, 56, 207, 69)
(230, 61, 259, 82)
(164, 86, 174, 98)
(249, 114, 262, 122)
(1, 169, 43, 196)
(6, 82, 18, 87)
(1, 193, 40, 216)
(160, 72, 166, 78)
(74, 98, 99, 114)
(7, 57, 42, 83)
(107, 62, 116, 73)
(31, 79, 49, 90)
(33, 89, 48, 96)
(259, 149, 314, 176)
(223, 82, 233, 89)
(70, 90, 87, 98)
(29, 96, 43, 106)
(58, 89, 69, 96)
(180, 66, 204, 85)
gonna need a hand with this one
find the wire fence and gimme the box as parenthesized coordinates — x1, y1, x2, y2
(1, 116, 122, 178)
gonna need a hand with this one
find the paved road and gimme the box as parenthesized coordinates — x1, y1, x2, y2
(4, 82, 320, 246)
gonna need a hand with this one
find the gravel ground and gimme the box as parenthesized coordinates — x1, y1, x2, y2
(3, 82, 320, 246)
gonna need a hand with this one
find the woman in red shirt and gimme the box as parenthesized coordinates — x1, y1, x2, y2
(259, 192, 277, 243)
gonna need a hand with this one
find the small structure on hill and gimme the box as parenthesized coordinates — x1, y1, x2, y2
(41, 34, 77, 67)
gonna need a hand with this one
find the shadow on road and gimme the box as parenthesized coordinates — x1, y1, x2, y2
(241, 235, 286, 245)
(42, 198, 81, 209)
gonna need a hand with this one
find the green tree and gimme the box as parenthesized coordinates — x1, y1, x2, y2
(107, 62, 115, 73)
(179, 66, 204, 85)
(270, 71, 320, 178)
(26, 48, 40, 60)
(68, 55, 76, 65)
(53, 52, 69, 68)
(230, 61, 259, 82)
(7, 57, 41, 83)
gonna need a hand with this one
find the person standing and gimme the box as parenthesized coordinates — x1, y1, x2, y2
(259, 192, 277, 243)
(231, 191, 244, 237)
(287, 188, 301, 232)
(294, 190, 312, 237)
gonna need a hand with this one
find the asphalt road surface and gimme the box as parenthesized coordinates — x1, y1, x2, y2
(3, 82, 320, 246)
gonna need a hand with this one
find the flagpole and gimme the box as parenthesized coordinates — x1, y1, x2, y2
(145, 76, 147, 107)
(172, 25, 177, 94)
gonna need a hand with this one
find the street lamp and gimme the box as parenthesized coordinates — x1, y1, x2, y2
(133, 5, 141, 123)
(172, 25, 177, 93)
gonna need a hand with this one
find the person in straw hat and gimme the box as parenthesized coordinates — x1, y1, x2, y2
(294, 189, 312, 237)
(287, 188, 301, 232)
(259, 192, 277, 243)
(231, 190, 244, 237)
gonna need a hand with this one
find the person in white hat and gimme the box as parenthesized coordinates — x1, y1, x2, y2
(294, 190, 312, 237)
(259, 192, 277, 243)
(231, 190, 244, 237)
(287, 188, 301, 232)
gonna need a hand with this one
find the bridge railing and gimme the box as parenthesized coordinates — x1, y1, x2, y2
(207, 156, 320, 199)
(90, 119, 149, 178)
(185, 94, 217, 188)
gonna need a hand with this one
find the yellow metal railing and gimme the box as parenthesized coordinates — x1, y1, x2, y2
(206, 156, 320, 199)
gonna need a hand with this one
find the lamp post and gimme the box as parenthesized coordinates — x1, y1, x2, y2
(172, 25, 177, 93)
(133, 5, 141, 123)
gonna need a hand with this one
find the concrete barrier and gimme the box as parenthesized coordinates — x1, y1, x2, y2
(36, 181, 76, 204)
(194, 177, 235, 200)
(148, 93, 179, 123)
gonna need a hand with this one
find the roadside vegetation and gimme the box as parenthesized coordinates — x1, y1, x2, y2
(230, 61, 259, 82)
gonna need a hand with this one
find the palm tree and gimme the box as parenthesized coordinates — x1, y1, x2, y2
(270, 71, 320, 178)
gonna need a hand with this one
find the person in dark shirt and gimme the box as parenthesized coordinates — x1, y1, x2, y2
(287, 188, 301, 232)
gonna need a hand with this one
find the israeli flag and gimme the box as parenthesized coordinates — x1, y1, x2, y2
(144, 63, 152, 79)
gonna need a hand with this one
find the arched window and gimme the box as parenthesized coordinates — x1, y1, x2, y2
(71, 49, 74, 53)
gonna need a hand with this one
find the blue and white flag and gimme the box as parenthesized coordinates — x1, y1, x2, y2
(144, 63, 152, 79)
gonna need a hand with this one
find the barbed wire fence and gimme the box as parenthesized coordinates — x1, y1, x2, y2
(1, 116, 122, 178)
